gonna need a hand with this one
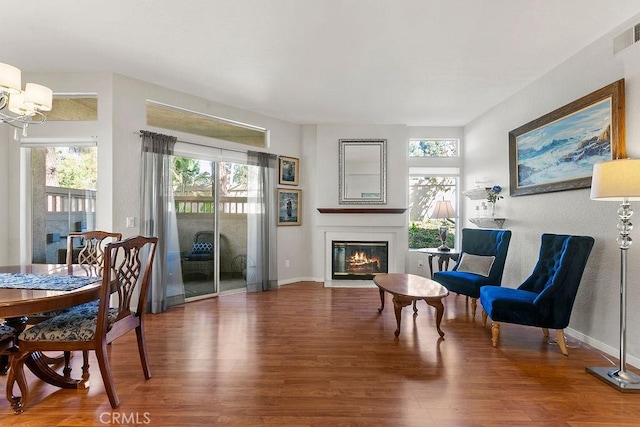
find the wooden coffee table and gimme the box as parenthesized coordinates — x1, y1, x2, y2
(374, 273, 449, 337)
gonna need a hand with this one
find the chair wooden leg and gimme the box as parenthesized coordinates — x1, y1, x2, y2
(135, 325, 152, 380)
(63, 351, 72, 377)
(556, 329, 569, 356)
(491, 321, 500, 348)
(471, 298, 477, 319)
(542, 328, 549, 337)
(81, 350, 90, 382)
(482, 310, 488, 327)
(7, 351, 30, 414)
(96, 342, 119, 408)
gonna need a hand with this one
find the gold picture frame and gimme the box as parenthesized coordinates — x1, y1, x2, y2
(277, 189, 301, 226)
(279, 156, 299, 186)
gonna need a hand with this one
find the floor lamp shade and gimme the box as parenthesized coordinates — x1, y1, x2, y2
(587, 158, 640, 392)
(590, 158, 640, 200)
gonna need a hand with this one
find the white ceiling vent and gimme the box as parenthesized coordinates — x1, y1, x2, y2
(613, 23, 640, 54)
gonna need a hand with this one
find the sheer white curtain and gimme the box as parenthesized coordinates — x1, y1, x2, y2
(246, 151, 278, 292)
(140, 130, 185, 312)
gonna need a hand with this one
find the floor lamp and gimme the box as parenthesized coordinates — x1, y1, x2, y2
(587, 158, 640, 392)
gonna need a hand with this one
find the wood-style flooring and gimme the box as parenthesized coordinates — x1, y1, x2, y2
(1, 281, 640, 426)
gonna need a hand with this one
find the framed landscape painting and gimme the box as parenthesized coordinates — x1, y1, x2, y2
(277, 189, 301, 226)
(279, 156, 299, 186)
(509, 79, 626, 196)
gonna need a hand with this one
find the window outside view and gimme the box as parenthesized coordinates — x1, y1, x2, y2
(408, 139, 459, 249)
(34, 146, 98, 263)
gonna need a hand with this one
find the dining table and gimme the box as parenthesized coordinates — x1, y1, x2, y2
(0, 264, 102, 410)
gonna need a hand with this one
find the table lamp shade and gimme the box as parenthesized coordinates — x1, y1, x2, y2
(431, 200, 456, 219)
(591, 158, 640, 201)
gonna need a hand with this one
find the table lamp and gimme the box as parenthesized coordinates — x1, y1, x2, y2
(587, 158, 640, 392)
(430, 200, 456, 252)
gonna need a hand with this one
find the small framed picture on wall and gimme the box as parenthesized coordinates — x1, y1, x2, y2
(279, 156, 299, 186)
(277, 189, 301, 226)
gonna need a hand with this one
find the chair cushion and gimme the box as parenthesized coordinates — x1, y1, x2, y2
(434, 270, 497, 298)
(20, 305, 118, 342)
(480, 286, 539, 327)
(456, 253, 495, 277)
(0, 324, 17, 342)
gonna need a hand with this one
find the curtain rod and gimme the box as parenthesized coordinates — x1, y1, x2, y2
(135, 131, 255, 155)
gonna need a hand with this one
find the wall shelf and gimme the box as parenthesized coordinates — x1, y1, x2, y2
(317, 208, 406, 214)
(469, 217, 505, 229)
(463, 188, 489, 200)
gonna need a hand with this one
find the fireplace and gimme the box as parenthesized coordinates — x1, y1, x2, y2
(331, 240, 388, 280)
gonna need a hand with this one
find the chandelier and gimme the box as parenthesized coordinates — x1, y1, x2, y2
(0, 62, 52, 138)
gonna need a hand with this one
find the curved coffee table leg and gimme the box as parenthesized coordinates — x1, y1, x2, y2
(392, 295, 413, 337)
(377, 288, 385, 312)
(425, 297, 446, 337)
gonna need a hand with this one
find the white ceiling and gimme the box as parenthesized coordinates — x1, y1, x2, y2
(3, 0, 640, 127)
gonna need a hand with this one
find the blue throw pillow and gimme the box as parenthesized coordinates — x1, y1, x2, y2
(192, 242, 213, 254)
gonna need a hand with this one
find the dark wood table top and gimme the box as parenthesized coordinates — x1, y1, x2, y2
(417, 248, 460, 256)
(373, 273, 448, 299)
(0, 264, 102, 319)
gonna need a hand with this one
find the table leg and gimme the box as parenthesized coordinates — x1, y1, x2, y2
(428, 255, 435, 278)
(8, 350, 89, 414)
(424, 297, 446, 337)
(0, 317, 27, 375)
(391, 295, 413, 337)
(377, 288, 385, 312)
(27, 352, 89, 389)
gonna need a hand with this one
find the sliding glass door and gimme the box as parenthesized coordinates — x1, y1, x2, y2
(174, 153, 248, 300)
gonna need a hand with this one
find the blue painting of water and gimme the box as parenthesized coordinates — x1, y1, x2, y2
(516, 99, 612, 187)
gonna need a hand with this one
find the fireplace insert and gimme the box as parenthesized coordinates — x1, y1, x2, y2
(332, 240, 388, 280)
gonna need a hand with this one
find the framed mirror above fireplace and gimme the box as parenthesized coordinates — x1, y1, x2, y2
(339, 139, 387, 205)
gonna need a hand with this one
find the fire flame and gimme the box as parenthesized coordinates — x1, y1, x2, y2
(349, 251, 379, 266)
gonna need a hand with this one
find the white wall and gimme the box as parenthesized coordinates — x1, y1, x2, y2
(0, 126, 11, 263)
(464, 15, 640, 365)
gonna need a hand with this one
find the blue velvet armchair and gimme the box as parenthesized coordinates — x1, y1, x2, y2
(479, 233, 594, 355)
(433, 228, 512, 319)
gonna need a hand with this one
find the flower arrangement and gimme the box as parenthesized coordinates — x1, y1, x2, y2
(486, 185, 503, 204)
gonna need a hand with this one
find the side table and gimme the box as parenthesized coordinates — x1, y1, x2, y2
(417, 248, 460, 278)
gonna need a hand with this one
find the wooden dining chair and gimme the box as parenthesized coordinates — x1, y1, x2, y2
(30, 230, 123, 374)
(66, 230, 123, 276)
(8, 235, 158, 412)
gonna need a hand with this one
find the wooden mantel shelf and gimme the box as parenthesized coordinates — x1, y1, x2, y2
(317, 208, 407, 214)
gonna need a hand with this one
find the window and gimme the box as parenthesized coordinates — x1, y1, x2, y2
(409, 139, 459, 158)
(147, 101, 268, 148)
(31, 145, 98, 263)
(408, 137, 460, 249)
(46, 94, 98, 121)
(408, 174, 458, 249)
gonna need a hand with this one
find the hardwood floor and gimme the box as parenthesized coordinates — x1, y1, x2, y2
(2, 281, 640, 426)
